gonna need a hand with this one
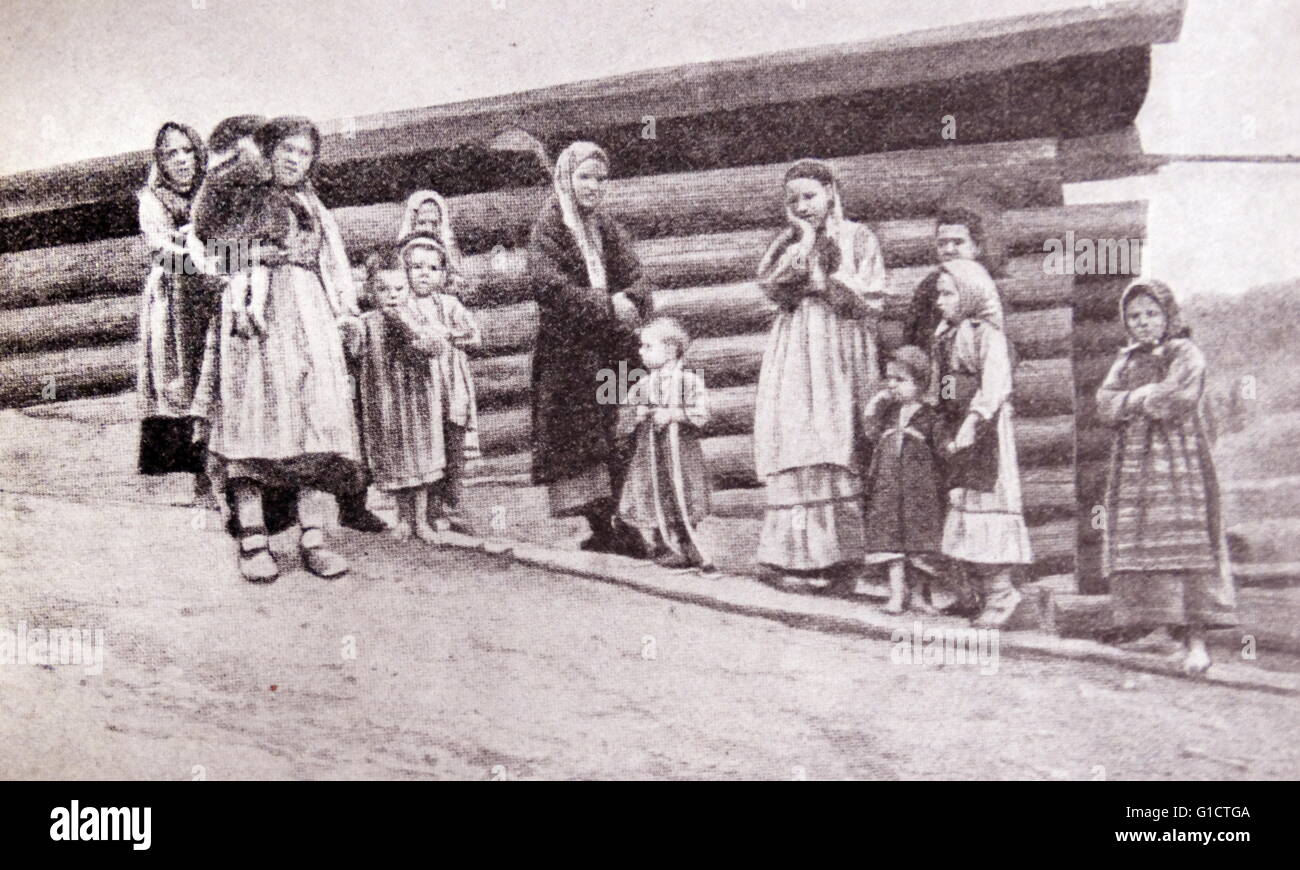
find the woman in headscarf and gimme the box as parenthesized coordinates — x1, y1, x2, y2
(1096, 280, 1235, 675)
(202, 116, 364, 583)
(932, 258, 1033, 626)
(136, 121, 209, 493)
(753, 158, 886, 592)
(526, 141, 654, 553)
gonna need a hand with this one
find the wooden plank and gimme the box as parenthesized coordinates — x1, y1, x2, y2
(0, 0, 1184, 222)
(711, 464, 1076, 519)
(1, 137, 1066, 307)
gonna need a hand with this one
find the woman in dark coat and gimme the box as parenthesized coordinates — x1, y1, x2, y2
(527, 141, 654, 552)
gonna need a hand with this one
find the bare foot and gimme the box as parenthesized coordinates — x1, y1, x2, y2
(414, 522, 440, 545)
(391, 521, 412, 541)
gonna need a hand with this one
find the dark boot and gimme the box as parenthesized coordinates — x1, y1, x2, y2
(338, 490, 387, 533)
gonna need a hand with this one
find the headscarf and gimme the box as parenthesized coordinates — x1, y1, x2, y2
(144, 121, 208, 222)
(938, 258, 1004, 331)
(398, 190, 463, 274)
(1120, 279, 1190, 347)
(552, 141, 610, 290)
(783, 158, 846, 237)
(398, 233, 446, 269)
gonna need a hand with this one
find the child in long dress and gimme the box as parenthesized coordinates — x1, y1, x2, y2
(617, 317, 714, 570)
(931, 259, 1033, 627)
(398, 234, 482, 534)
(348, 255, 450, 543)
(1096, 280, 1235, 675)
(861, 345, 947, 613)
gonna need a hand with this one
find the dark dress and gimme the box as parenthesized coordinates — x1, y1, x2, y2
(862, 400, 946, 555)
(526, 200, 654, 514)
(932, 321, 1001, 492)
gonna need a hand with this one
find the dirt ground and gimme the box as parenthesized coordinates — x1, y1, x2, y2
(1, 397, 1298, 780)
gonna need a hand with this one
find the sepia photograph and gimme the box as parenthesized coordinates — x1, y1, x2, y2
(0, 0, 1296, 811)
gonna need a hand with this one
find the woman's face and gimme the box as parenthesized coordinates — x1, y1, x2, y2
(936, 273, 961, 322)
(572, 158, 608, 212)
(785, 178, 832, 227)
(159, 128, 198, 192)
(405, 246, 446, 297)
(271, 134, 314, 187)
(413, 200, 442, 235)
(1124, 293, 1167, 345)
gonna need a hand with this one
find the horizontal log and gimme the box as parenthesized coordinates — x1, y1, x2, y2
(2, 137, 1067, 308)
(475, 406, 1073, 479)
(0, 0, 1183, 224)
(0, 341, 135, 408)
(1072, 274, 1136, 322)
(2, 239, 1078, 357)
(711, 464, 1076, 520)
(1072, 318, 1127, 358)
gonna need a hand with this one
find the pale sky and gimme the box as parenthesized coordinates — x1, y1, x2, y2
(1, 0, 1298, 296)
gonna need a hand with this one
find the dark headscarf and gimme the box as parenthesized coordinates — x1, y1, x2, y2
(1120, 279, 1191, 345)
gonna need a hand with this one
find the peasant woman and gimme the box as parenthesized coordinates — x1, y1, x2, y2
(752, 159, 885, 591)
(1096, 281, 1235, 675)
(136, 122, 208, 485)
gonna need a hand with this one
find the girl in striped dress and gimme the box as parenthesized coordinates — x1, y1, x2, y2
(1096, 281, 1235, 675)
(350, 252, 450, 542)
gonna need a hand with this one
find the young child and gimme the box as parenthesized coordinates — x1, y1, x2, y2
(861, 345, 947, 613)
(348, 251, 450, 542)
(617, 317, 714, 571)
(1096, 280, 1235, 676)
(398, 234, 482, 534)
(932, 259, 1033, 627)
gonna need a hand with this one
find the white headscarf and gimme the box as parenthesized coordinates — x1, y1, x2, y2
(938, 258, 1004, 331)
(398, 190, 462, 273)
(552, 141, 610, 290)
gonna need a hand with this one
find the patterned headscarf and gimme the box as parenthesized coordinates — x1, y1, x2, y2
(1120, 279, 1190, 346)
(552, 141, 610, 289)
(939, 258, 1004, 331)
(398, 190, 462, 274)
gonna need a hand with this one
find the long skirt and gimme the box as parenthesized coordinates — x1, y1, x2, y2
(757, 464, 866, 572)
(206, 264, 362, 494)
(1102, 411, 1235, 628)
(941, 405, 1033, 565)
(137, 266, 202, 474)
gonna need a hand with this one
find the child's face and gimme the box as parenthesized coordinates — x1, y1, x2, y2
(160, 128, 199, 192)
(785, 178, 832, 226)
(884, 362, 922, 402)
(639, 332, 674, 370)
(374, 271, 408, 308)
(936, 223, 979, 262)
(572, 158, 608, 211)
(413, 201, 442, 235)
(936, 273, 961, 322)
(1124, 293, 1167, 345)
(405, 247, 446, 297)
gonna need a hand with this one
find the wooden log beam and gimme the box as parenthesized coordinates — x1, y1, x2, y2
(0, 342, 135, 407)
(711, 463, 1076, 519)
(469, 310, 1074, 412)
(1, 137, 1069, 308)
(0, 0, 1184, 223)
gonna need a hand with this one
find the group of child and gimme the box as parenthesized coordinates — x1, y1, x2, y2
(347, 168, 1233, 671)
(347, 191, 482, 542)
